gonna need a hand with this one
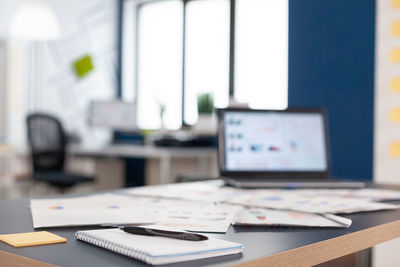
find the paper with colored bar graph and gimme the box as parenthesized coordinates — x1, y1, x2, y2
(30, 194, 156, 228)
(124, 180, 244, 203)
(140, 199, 240, 233)
(30, 193, 240, 233)
(233, 208, 351, 228)
(30, 181, 400, 231)
(223, 189, 400, 214)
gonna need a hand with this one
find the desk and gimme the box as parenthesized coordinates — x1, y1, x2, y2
(69, 144, 218, 188)
(1, 185, 400, 267)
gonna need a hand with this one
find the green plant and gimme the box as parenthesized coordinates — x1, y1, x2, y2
(197, 93, 214, 115)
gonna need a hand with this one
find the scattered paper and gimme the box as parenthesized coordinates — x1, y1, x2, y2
(124, 180, 244, 203)
(234, 208, 351, 228)
(326, 201, 399, 214)
(144, 199, 240, 233)
(30, 193, 239, 233)
(352, 188, 400, 201)
(30, 194, 155, 228)
(223, 189, 400, 214)
(29, 181, 400, 231)
(293, 188, 400, 202)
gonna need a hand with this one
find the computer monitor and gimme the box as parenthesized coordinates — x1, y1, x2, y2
(218, 108, 330, 179)
(89, 100, 137, 131)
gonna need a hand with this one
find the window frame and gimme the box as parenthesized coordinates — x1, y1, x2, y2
(122, 0, 287, 129)
(129, 0, 234, 128)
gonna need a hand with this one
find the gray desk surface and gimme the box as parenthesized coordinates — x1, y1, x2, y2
(1, 188, 400, 267)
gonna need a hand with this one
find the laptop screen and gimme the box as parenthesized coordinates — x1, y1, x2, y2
(219, 109, 328, 173)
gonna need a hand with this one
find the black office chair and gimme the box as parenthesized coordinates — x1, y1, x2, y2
(26, 113, 94, 192)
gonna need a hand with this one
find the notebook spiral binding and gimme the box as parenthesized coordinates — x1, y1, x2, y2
(76, 231, 150, 262)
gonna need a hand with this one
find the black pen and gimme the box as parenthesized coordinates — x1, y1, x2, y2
(119, 226, 209, 241)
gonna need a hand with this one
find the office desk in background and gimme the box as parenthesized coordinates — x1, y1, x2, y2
(68, 144, 218, 189)
(1, 184, 400, 267)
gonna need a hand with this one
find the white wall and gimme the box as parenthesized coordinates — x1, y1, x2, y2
(374, 0, 400, 183)
(1, 0, 119, 149)
(0, 40, 6, 142)
(374, 0, 400, 266)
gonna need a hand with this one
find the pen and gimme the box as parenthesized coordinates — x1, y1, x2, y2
(119, 226, 209, 241)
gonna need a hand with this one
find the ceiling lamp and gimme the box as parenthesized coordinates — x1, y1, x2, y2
(10, 0, 61, 40)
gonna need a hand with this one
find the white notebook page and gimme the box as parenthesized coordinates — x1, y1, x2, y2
(76, 228, 243, 265)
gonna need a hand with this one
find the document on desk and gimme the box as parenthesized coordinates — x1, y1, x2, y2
(223, 189, 400, 214)
(294, 188, 400, 202)
(30, 194, 156, 228)
(124, 180, 244, 203)
(30, 193, 239, 232)
(233, 208, 352, 228)
(124, 197, 240, 233)
(126, 181, 400, 205)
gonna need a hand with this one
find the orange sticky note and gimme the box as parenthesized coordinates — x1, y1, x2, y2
(390, 109, 400, 122)
(390, 48, 400, 62)
(392, 22, 400, 36)
(390, 142, 400, 157)
(390, 78, 400, 92)
(393, 0, 400, 8)
(0, 231, 66, 248)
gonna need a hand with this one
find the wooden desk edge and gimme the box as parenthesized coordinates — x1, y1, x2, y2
(0, 249, 60, 267)
(233, 219, 400, 267)
(2, 220, 400, 267)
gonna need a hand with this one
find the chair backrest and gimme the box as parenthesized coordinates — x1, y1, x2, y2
(26, 113, 66, 172)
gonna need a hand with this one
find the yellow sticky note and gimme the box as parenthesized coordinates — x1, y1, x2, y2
(390, 78, 400, 92)
(390, 109, 400, 122)
(390, 48, 400, 62)
(390, 142, 400, 157)
(393, 0, 400, 8)
(392, 22, 400, 36)
(0, 231, 66, 248)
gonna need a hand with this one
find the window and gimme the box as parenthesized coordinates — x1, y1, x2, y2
(235, 0, 288, 109)
(184, 0, 230, 125)
(137, 1, 183, 129)
(125, 0, 288, 129)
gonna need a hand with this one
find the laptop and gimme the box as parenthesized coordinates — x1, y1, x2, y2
(217, 108, 365, 189)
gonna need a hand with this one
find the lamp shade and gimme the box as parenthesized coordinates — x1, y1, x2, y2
(10, 0, 60, 40)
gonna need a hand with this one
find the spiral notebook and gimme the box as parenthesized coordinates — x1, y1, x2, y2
(75, 229, 243, 265)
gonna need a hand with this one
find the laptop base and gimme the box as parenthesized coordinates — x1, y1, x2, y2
(223, 177, 365, 189)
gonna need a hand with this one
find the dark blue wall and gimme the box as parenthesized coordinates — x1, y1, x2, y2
(288, 0, 375, 180)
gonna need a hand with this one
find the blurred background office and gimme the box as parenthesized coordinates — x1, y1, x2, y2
(0, 0, 399, 265)
(0, 0, 289, 197)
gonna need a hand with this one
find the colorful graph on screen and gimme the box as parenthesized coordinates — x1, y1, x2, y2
(224, 111, 327, 171)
